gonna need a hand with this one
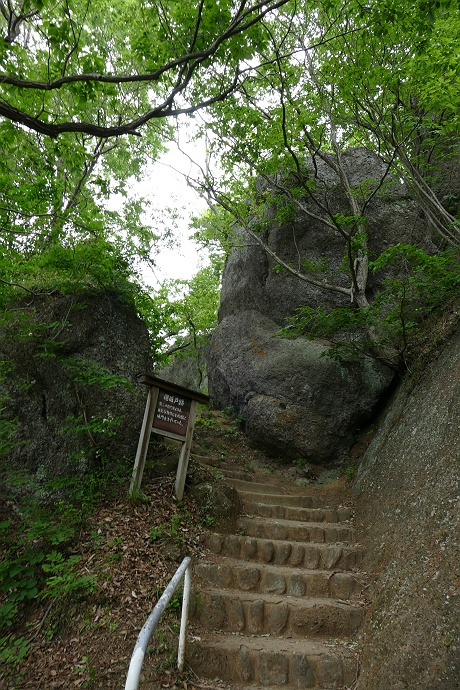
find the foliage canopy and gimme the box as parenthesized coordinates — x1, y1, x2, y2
(0, 0, 290, 137)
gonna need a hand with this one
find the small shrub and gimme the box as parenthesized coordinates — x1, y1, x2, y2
(149, 514, 183, 545)
(195, 415, 220, 430)
(343, 461, 359, 482)
(39, 551, 96, 602)
(280, 245, 460, 370)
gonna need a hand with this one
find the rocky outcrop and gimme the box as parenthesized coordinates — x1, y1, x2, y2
(208, 148, 435, 463)
(209, 310, 390, 463)
(218, 148, 434, 324)
(354, 317, 460, 689)
(1, 291, 152, 491)
(188, 480, 241, 531)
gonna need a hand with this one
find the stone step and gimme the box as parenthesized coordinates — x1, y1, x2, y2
(206, 533, 362, 570)
(225, 477, 325, 499)
(237, 489, 324, 508)
(190, 587, 363, 638)
(220, 468, 255, 481)
(193, 559, 363, 600)
(238, 516, 355, 544)
(241, 500, 353, 523)
(187, 633, 358, 688)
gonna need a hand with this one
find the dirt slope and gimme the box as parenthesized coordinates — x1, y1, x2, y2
(354, 321, 460, 690)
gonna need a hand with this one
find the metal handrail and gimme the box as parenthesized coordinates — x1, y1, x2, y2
(124, 556, 192, 690)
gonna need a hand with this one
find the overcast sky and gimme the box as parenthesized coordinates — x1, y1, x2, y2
(137, 138, 208, 287)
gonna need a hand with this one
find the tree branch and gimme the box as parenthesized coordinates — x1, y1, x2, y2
(0, 0, 290, 137)
(0, 277, 37, 294)
(205, 183, 352, 297)
(0, 0, 38, 43)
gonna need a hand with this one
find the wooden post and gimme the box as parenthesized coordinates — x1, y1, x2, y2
(129, 386, 159, 497)
(174, 400, 198, 501)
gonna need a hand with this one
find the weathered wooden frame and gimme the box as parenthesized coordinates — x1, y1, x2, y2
(129, 375, 209, 500)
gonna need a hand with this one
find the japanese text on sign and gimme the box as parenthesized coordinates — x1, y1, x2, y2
(153, 389, 192, 437)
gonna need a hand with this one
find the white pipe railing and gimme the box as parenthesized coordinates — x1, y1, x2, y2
(124, 556, 192, 690)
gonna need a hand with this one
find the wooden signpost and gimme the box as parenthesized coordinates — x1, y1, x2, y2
(129, 375, 209, 500)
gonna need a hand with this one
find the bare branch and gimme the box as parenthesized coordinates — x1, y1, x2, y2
(242, 217, 352, 297)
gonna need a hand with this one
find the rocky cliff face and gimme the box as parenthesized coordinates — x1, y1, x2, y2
(1, 291, 152, 491)
(208, 148, 435, 464)
(354, 316, 460, 689)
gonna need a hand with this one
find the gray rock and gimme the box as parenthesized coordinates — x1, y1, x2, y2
(208, 148, 435, 463)
(188, 480, 241, 532)
(0, 291, 152, 492)
(208, 310, 391, 463)
(219, 149, 434, 325)
(157, 340, 208, 393)
(354, 319, 460, 690)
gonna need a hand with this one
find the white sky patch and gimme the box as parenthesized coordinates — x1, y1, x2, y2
(107, 133, 208, 289)
(138, 142, 208, 286)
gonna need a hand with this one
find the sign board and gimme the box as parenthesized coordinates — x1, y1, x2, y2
(130, 375, 209, 500)
(153, 390, 192, 438)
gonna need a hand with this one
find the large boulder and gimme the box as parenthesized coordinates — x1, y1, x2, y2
(218, 148, 435, 324)
(208, 148, 435, 464)
(208, 310, 390, 463)
(0, 291, 153, 490)
(157, 341, 209, 393)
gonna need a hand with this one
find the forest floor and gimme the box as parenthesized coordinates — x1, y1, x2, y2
(0, 410, 356, 690)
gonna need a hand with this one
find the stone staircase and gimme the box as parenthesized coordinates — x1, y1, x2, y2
(186, 467, 365, 689)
